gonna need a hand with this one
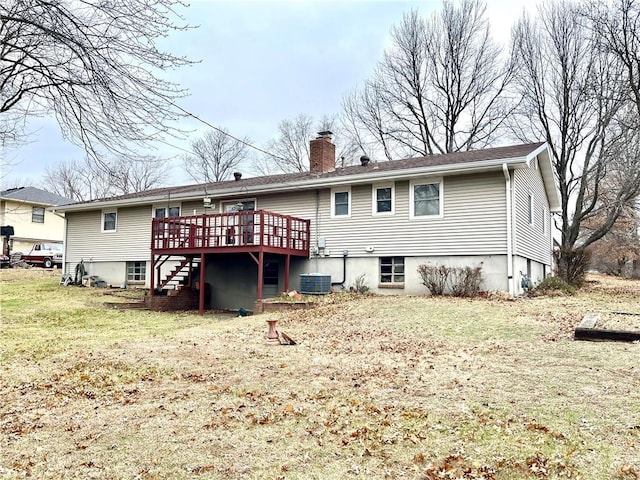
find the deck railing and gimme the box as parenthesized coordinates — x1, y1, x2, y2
(151, 210, 310, 255)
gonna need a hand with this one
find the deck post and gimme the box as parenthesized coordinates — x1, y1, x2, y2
(257, 250, 264, 300)
(199, 253, 205, 315)
(284, 254, 290, 292)
(150, 254, 155, 296)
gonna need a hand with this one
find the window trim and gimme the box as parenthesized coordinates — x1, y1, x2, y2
(221, 198, 257, 213)
(409, 178, 444, 219)
(101, 210, 117, 233)
(528, 192, 534, 225)
(152, 204, 181, 218)
(542, 206, 547, 235)
(126, 261, 147, 283)
(372, 183, 395, 216)
(31, 206, 45, 223)
(379, 256, 405, 288)
(331, 187, 351, 218)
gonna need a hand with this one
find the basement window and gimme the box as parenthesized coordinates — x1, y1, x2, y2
(126, 261, 146, 282)
(380, 257, 405, 287)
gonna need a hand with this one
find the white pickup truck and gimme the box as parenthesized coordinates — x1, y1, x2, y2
(20, 243, 63, 268)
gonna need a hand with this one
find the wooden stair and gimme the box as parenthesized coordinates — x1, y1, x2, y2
(159, 257, 200, 291)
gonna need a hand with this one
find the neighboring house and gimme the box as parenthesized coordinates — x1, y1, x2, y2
(54, 134, 560, 312)
(0, 187, 73, 255)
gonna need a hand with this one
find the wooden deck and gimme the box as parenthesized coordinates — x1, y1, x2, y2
(150, 210, 310, 256)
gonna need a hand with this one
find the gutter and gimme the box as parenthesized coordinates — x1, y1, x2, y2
(503, 164, 515, 296)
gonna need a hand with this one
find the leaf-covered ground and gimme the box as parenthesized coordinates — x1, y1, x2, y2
(1, 271, 639, 479)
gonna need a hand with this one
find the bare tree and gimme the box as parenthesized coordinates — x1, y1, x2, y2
(255, 113, 358, 175)
(0, 0, 193, 161)
(510, 1, 640, 284)
(342, 1, 516, 161)
(585, 183, 640, 277)
(43, 156, 168, 202)
(587, 0, 640, 118)
(183, 128, 250, 183)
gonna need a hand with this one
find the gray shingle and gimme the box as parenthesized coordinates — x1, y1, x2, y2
(67, 142, 545, 206)
(0, 187, 75, 206)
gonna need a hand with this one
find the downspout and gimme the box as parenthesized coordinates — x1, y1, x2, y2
(314, 189, 320, 271)
(61, 211, 68, 276)
(331, 250, 349, 288)
(502, 164, 514, 295)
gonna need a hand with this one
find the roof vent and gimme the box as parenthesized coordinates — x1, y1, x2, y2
(233, 172, 242, 181)
(360, 155, 370, 166)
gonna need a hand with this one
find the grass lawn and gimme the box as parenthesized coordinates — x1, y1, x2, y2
(1, 270, 639, 479)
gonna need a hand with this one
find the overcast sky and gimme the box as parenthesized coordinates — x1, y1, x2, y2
(1, 0, 541, 189)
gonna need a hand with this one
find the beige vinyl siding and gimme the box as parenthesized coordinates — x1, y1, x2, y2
(513, 162, 551, 265)
(261, 171, 507, 257)
(181, 201, 203, 215)
(66, 205, 152, 264)
(64, 170, 508, 266)
(256, 190, 320, 245)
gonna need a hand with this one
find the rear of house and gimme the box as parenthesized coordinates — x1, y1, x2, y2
(56, 136, 559, 311)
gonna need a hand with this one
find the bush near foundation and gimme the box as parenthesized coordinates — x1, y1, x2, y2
(417, 263, 483, 297)
(529, 275, 577, 296)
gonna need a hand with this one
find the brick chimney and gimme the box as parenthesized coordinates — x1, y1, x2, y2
(309, 131, 336, 173)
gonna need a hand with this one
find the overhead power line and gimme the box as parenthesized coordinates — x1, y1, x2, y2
(170, 102, 289, 162)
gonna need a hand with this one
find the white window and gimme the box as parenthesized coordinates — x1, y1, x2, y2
(32, 206, 45, 223)
(102, 210, 117, 232)
(331, 187, 351, 217)
(410, 179, 443, 218)
(154, 206, 181, 218)
(528, 193, 534, 225)
(126, 261, 146, 282)
(380, 257, 405, 286)
(372, 184, 394, 215)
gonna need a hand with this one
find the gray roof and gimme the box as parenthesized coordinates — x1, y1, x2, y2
(55, 142, 560, 212)
(67, 142, 546, 206)
(0, 187, 74, 206)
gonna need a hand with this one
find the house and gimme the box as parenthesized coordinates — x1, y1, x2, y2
(54, 134, 560, 312)
(0, 187, 73, 255)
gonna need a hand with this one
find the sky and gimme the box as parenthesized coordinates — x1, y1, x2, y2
(1, 0, 541, 190)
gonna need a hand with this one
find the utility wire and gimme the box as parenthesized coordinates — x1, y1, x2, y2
(154, 137, 194, 156)
(170, 102, 289, 162)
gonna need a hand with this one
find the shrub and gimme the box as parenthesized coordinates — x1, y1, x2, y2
(417, 264, 451, 295)
(530, 275, 577, 296)
(554, 247, 590, 287)
(450, 265, 483, 297)
(417, 263, 483, 297)
(349, 274, 370, 294)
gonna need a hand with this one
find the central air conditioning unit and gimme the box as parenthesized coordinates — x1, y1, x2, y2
(299, 273, 331, 294)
